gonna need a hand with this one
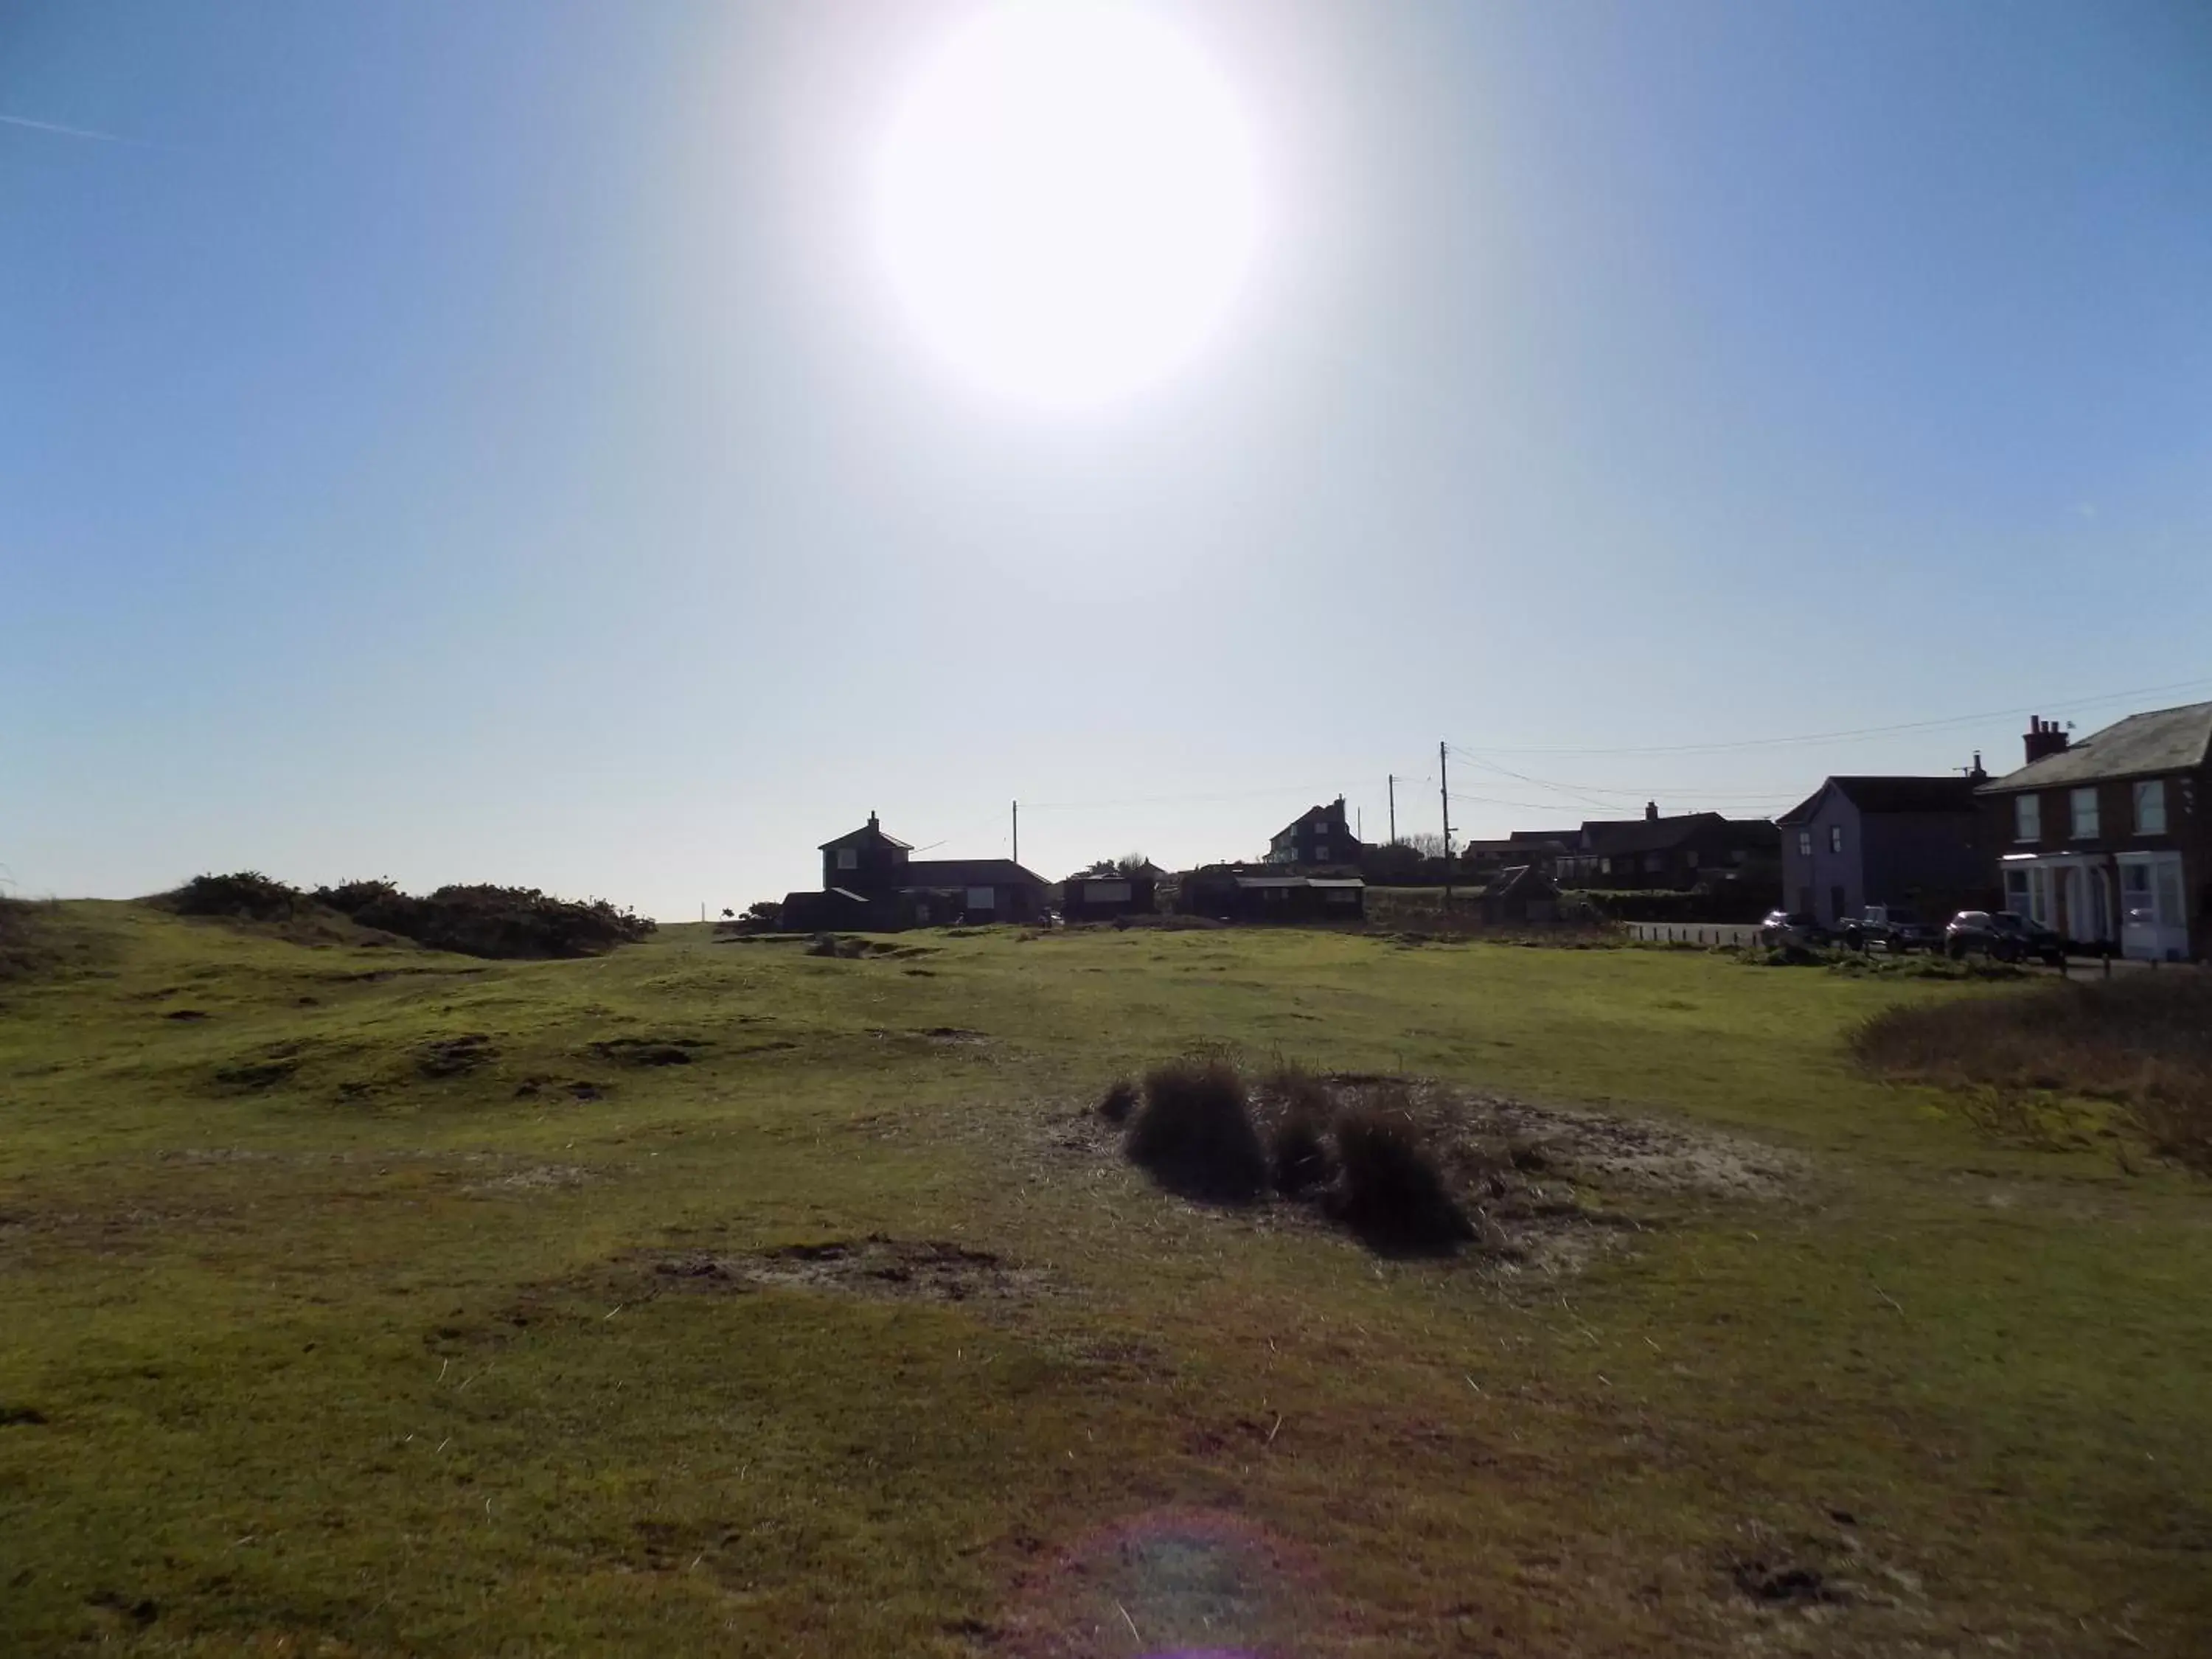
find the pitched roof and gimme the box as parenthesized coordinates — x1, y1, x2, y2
(820, 819, 913, 852)
(1778, 776, 1980, 824)
(1273, 801, 1352, 838)
(902, 858, 1046, 888)
(1978, 702, 2212, 793)
(1584, 814, 1770, 858)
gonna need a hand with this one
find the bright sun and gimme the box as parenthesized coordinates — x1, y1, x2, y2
(874, 1, 1263, 411)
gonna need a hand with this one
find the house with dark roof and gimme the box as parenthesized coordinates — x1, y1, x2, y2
(1267, 797, 1363, 868)
(1975, 705, 2212, 960)
(1553, 804, 1778, 891)
(781, 814, 1048, 931)
(1775, 771, 1989, 928)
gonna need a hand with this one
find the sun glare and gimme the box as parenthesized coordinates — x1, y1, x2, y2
(874, 1, 1263, 411)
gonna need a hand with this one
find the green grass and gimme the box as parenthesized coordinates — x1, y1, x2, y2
(2, 902, 2208, 1655)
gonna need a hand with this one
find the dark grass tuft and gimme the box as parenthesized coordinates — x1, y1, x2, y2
(1270, 1110, 1335, 1194)
(1851, 973, 2212, 1172)
(1098, 1078, 1139, 1124)
(1332, 1099, 1474, 1254)
(1125, 1059, 1268, 1204)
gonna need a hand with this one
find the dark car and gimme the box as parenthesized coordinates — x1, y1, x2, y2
(1835, 904, 1941, 953)
(1945, 909, 2065, 965)
(1758, 909, 1831, 950)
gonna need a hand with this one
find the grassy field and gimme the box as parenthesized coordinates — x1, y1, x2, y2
(3, 903, 2208, 1656)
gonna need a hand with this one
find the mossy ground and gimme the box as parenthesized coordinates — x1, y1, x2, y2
(2, 904, 2207, 1655)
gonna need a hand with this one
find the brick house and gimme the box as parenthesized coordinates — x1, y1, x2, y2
(1974, 705, 2212, 960)
(1775, 773, 1988, 927)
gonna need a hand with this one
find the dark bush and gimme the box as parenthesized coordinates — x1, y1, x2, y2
(316, 880, 653, 959)
(1125, 1059, 1267, 1203)
(166, 872, 308, 922)
(1098, 1078, 1138, 1124)
(1332, 1103, 1474, 1254)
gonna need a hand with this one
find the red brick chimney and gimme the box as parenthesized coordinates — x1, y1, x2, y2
(2023, 717, 2070, 765)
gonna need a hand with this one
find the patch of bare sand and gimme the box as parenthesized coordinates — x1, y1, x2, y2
(1032, 1074, 1804, 1274)
(649, 1234, 1051, 1304)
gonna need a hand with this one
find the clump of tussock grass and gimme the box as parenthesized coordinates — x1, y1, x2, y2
(1097, 1078, 1138, 1124)
(1331, 1090, 1475, 1254)
(1269, 1110, 1334, 1194)
(1851, 973, 2212, 1172)
(1124, 1058, 1268, 1203)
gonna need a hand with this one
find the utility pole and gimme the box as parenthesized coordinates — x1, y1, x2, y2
(1012, 799, 1018, 869)
(1439, 742, 1453, 903)
(1387, 775, 1397, 846)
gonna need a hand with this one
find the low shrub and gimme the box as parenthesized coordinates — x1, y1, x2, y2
(1851, 972, 2212, 1172)
(317, 880, 654, 959)
(166, 872, 308, 922)
(1125, 1059, 1267, 1203)
(1332, 1100, 1473, 1254)
(1098, 1079, 1138, 1124)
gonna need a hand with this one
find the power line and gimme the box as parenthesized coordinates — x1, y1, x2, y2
(1446, 675, 2212, 759)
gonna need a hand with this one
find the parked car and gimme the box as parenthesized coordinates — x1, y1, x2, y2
(1834, 904, 1941, 953)
(1944, 909, 2065, 965)
(1757, 910, 1831, 950)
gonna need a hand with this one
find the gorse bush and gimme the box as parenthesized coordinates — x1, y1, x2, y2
(315, 880, 654, 959)
(1332, 1099, 1474, 1254)
(1851, 973, 2212, 1172)
(167, 872, 310, 922)
(158, 872, 653, 959)
(1124, 1058, 1268, 1203)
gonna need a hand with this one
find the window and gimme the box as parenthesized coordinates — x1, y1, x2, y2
(964, 886, 995, 910)
(1599, 857, 1612, 875)
(2014, 795, 2039, 842)
(1828, 825, 1843, 853)
(1796, 830, 1812, 857)
(1314, 843, 1329, 861)
(2135, 779, 2168, 835)
(2070, 787, 2099, 839)
(2003, 868, 2030, 917)
(836, 846, 858, 871)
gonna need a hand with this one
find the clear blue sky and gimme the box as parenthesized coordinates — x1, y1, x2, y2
(6, 0, 2209, 915)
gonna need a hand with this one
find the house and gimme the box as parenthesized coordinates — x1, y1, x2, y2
(1180, 866, 1366, 922)
(1061, 866, 1159, 922)
(1775, 771, 1989, 927)
(1478, 864, 1562, 925)
(901, 858, 1049, 925)
(1267, 797, 1363, 868)
(781, 813, 1048, 931)
(1460, 830, 1576, 883)
(1975, 706, 2211, 960)
(1553, 804, 1779, 891)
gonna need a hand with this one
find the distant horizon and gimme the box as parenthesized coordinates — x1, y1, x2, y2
(7, 0, 2208, 918)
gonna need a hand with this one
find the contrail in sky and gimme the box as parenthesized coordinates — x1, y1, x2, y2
(0, 113, 146, 145)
